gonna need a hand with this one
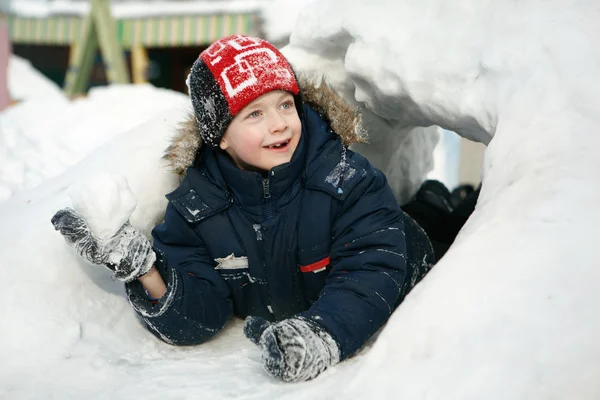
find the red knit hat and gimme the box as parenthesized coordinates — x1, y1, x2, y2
(187, 34, 302, 147)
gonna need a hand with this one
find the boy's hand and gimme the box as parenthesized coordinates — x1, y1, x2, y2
(244, 315, 340, 382)
(51, 208, 155, 282)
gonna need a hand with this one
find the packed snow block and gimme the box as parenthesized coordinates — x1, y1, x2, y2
(68, 172, 138, 240)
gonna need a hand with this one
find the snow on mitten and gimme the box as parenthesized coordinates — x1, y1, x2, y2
(51, 208, 155, 282)
(244, 316, 340, 382)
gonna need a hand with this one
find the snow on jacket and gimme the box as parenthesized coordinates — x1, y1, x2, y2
(125, 81, 435, 359)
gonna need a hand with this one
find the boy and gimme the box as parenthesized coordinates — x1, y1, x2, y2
(51, 34, 435, 382)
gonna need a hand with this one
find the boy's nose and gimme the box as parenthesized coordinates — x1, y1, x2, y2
(268, 113, 288, 134)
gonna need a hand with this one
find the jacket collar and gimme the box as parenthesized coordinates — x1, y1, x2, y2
(222, 134, 305, 213)
(195, 128, 307, 217)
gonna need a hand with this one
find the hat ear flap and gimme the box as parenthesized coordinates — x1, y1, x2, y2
(188, 59, 233, 147)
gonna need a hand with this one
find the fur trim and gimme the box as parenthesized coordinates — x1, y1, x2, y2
(163, 115, 202, 176)
(301, 79, 367, 146)
(163, 78, 367, 176)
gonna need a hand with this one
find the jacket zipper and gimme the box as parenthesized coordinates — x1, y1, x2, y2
(262, 178, 274, 219)
(261, 177, 274, 314)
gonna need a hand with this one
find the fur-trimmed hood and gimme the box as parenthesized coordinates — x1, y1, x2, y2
(163, 79, 367, 177)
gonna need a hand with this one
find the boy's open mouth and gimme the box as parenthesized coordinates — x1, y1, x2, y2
(263, 139, 291, 150)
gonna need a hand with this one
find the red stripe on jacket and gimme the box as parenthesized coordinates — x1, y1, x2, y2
(300, 256, 331, 273)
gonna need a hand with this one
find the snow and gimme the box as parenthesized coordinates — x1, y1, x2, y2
(259, 0, 317, 43)
(68, 172, 138, 239)
(8, 55, 64, 102)
(2, 0, 600, 399)
(0, 55, 188, 203)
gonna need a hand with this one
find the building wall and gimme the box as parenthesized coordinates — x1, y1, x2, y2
(0, 18, 9, 110)
(459, 137, 486, 187)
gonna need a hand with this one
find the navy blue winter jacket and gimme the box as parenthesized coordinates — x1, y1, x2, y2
(126, 102, 434, 360)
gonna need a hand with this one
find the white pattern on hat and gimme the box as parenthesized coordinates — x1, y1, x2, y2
(221, 48, 290, 98)
(206, 35, 262, 66)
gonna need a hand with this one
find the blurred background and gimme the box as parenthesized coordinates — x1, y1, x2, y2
(1, 0, 305, 93)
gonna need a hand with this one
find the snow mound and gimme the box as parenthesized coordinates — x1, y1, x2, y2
(8, 54, 64, 102)
(0, 81, 188, 203)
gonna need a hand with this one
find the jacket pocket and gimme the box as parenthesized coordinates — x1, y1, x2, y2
(216, 264, 256, 317)
(298, 255, 331, 304)
(214, 254, 251, 290)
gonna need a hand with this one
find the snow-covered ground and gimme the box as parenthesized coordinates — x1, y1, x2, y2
(2, 0, 600, 398)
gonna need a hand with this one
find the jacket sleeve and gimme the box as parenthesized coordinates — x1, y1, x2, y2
(125, 202, 233, 346)
(299, 162, 407, 360)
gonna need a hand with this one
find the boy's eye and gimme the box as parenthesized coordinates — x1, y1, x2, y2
(248, 110, 261, 118)
(281, 101, 294, 110)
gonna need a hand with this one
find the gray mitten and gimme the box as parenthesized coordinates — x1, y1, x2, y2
(244, 316, 340, 382)
(51, 208, 155, 282)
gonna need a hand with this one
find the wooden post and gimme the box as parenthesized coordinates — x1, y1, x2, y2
(131, 46, 148, 84)
(64, 11, 99, 97)
(64, 0, 130, 96)
(92, 0, 129, 84)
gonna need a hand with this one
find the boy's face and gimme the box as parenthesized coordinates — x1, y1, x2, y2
(220, 90, 301, 172)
